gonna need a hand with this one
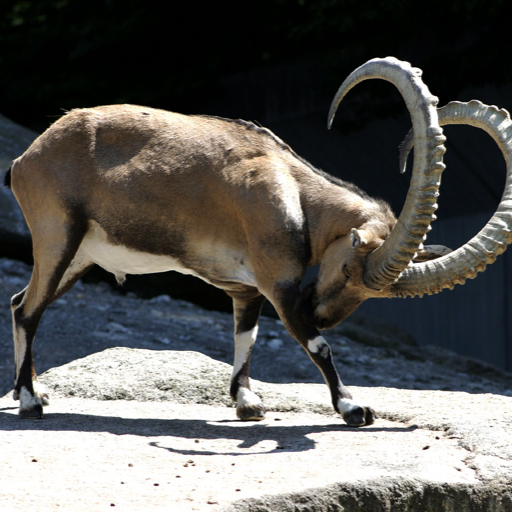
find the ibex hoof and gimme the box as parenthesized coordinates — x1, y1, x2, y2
(18, 387, 45, 419)
(235, 388, 266, 421)
(236, 403, 266, 421)
(19, 402, 44, 419)
(343, 405, 376, 427)
(338, 398, 376, 427)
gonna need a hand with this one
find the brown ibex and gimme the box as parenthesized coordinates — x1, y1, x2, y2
(4, 58, 512, 425)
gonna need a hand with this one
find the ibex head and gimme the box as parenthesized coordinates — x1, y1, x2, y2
(312, 222, 393, 329)
(308, 59, 512, 331)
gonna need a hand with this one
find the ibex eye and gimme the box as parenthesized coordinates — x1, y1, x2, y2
(343, 265, 350, 277)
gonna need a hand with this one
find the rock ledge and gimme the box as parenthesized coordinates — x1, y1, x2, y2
(1, 348, 511, 511)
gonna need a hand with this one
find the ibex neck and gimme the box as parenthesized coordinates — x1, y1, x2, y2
(300, 180, 385, 265)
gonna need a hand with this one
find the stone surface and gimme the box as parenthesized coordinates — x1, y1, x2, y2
(1, 348, 511, 511)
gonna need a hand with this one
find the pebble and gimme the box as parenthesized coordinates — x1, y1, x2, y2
(151, 294, 172, 304)
(106, 322, 132, 334)
(268, 338, 283, 350)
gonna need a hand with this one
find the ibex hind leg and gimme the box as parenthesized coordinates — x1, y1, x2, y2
(229, 292, 266, 421)
(12, 231, 92, 419)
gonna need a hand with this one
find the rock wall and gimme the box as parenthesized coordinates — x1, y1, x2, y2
(0, 113, 36, 245)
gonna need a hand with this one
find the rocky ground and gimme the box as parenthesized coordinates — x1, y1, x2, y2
(2, 257, 512, 400)
(2, 349, 512, 511)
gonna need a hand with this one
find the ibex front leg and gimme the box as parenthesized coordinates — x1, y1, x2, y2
(229, 292, 266, 420)
(272, 281, 376, 427)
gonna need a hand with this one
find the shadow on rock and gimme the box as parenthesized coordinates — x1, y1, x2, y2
(0, 407, 417, 456)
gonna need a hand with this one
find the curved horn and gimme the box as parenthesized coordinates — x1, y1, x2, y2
(391, 100, 512, 298)
(329, 57, 446, 291)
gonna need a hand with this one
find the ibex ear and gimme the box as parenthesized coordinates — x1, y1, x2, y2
(350, 228, 368, 249)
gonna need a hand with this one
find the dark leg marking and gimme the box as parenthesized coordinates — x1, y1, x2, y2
(229, 292, 266, 421)
(273, 282, 375, 427)
(307, 336, 375, 426)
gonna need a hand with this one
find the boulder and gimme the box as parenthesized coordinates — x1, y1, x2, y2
(0, 113, 37, 243)
(1, 347, 511, 511)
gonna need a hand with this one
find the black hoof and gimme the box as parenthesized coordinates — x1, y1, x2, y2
(343, 405, 376, 427)
(19, 403, 44, 419)
(364, 406, 376, 426)
(237, 404, 266, 421)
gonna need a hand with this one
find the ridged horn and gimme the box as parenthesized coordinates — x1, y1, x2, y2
(329, 57, 446, 291)
(391, 100, 512, 298)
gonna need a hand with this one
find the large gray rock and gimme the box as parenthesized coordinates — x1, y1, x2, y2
(1, 347, 511, 511)
(39, 347, 336, 416)
(0, 113, 37, 241)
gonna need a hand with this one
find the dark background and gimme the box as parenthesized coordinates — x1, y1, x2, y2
(2, 0, 512, 369)
(1, 0, 510, 217)
(1, 0, 509, 131)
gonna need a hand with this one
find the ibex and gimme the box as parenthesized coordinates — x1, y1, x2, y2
(5, 58, 512, 425)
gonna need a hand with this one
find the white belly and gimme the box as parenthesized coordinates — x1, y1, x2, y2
(79, 222, 256, 287)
